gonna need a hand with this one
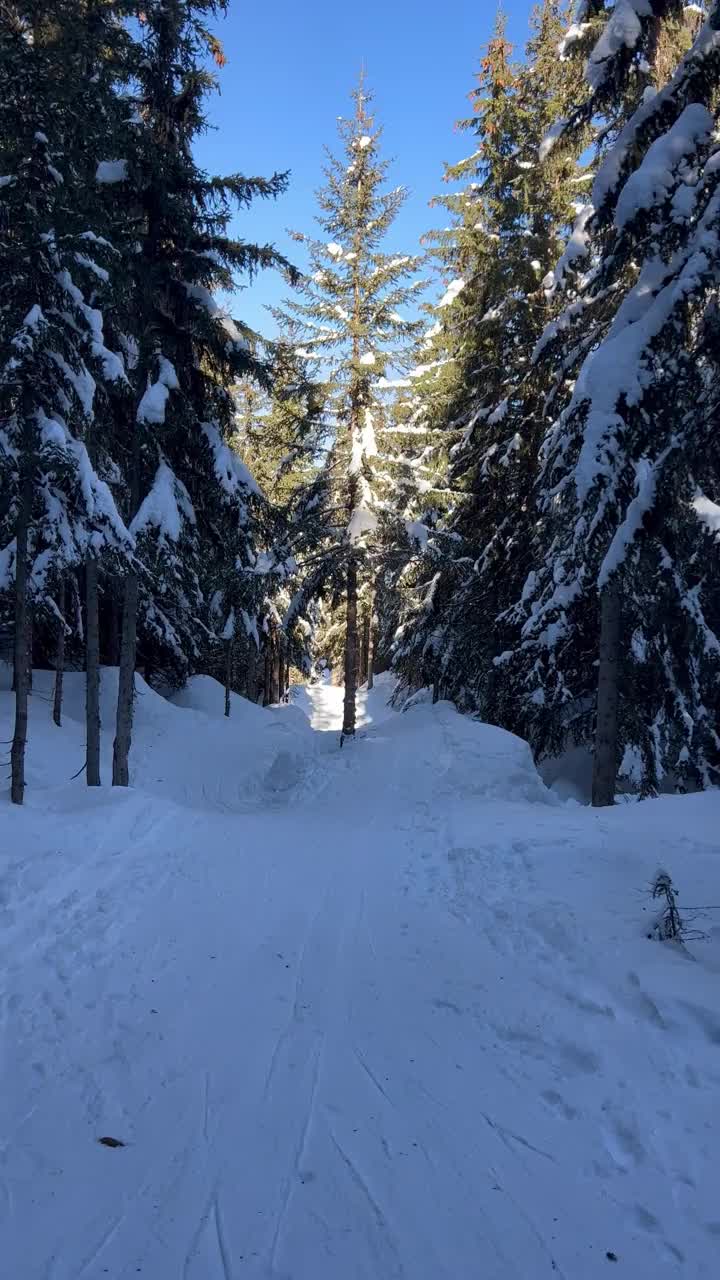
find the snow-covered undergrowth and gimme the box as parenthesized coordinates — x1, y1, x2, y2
(1, 668, 719, 1278)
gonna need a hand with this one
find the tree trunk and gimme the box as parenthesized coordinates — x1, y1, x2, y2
(367, 606, 378, 692)
(27, 606, 33, 691)
(108, 576, 121, 667)
(224, 638, 232, 718)
(342, 556, 359, 737)
(86, 559, 102, 786)
(432, 676, 440, 705)
(53, 578, 66, 727)
(112, 571, 139, 787)
(361, 606, 371, 688)
(262, 640, 271, 706)
(270, 634, 281, 705)
(11, 474, 32, 805)
(278, 640, 285, 704)
(592, 577, 622, 808)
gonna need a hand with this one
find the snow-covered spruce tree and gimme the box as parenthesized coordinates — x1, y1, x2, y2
(371, 369, 450, 685)
(277, 78, 421, 736)
(390, 3, 586, 709)
(106, 0, 291, 780)
(0, 2, 132, 803)
(504, 0, 720, 803)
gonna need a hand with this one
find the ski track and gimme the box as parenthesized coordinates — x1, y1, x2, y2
(1, 673, 719, 1277)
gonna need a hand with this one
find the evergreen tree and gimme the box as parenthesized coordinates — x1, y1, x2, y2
(505, 0, 720, 801)
(0, 2, 132, 803)
(391, 4, 585, 712)
(277, 76, 421, 736)
(104, 0, 291, 780)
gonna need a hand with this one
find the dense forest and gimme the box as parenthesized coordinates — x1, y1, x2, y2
(3, 0, 720, 807)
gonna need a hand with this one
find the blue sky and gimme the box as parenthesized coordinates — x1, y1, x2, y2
(195, 0, 535, 338)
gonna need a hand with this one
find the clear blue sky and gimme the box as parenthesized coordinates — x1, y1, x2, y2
(195, 0, 535, 338)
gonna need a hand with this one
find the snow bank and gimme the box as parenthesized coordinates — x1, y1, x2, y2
(0, 667, 322, 812)
(369, 697, 554, 806)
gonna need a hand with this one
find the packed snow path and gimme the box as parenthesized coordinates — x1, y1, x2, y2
(2, 670, 720, 1278)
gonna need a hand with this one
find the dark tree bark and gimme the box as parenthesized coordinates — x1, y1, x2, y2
(592, 577, 622, 808)
(11, 473, 32, 805)
(86, 559, 102, 786)
(224, 637, 232, 718)
(432, 676, 440, 705)
(361, 606, 371, 687)
(52, 578, 66, 727)
(342, 556, 359, 737)
(367, 602, 378, 692)
(278, 639, 286, 704)
(112, 571, 138, 786)
(108, 576, 121, 667)
(262, 639, 272, 706)
(270, 633, 281, 705)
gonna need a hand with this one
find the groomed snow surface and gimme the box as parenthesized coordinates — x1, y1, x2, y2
(2, 667, 719, 1278)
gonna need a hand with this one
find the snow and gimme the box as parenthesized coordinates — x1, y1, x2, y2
(2, 666, 720, 1279)
(593, 14, 720, 211)
(358, 351, 376, 365)
(202, 422, 262, 499)
(539, 118, 567, 162)
(137, 358, 179, 426)
(182, 284, 248, 351)
(615, 104, 714, 229)
(586, 0, 651, 91)
(558, 21, 592, 57)
(131, 461, 196, 543)
(598, 449, 671, 587)
(357, 135, 372, 150)
(326, 242, 343, 258)
(405, 518, 429, 548)
(95, 159, 128, 184)
(437, 277, 465, 308)
(548, 202, 594, 290)
(693, 492, 720, 534)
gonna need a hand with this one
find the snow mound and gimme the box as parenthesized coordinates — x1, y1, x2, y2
(170, 673, 267, 722)
(372, 698, 554, 806)
(0, 667, 321, 812)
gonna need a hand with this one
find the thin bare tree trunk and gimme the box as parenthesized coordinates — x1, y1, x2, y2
(27, 607, 33, 691)
(270, 633, 281, 705)
(432, 676, 440, 705)
(53, 578, 66, 727)
(342, 556, 359, 737)
(592, 577, 622, 808)
(108, 576, 121, 667)
(360, 606, 370, 687)
(367, 601, 378, 692)
(224, 638, 232, 717)
(112, 571, 138, 786)
(278, 640, 285, 704)
(86, 559, 102, 785)
(11, 474, 32, 805)
(262, 640, 271, 706)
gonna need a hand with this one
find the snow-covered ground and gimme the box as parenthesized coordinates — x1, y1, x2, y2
(2, 667, 719, 1278)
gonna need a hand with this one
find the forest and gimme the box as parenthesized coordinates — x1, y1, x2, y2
(3, 4, 720, 1276)
(3, 1, 720, 807)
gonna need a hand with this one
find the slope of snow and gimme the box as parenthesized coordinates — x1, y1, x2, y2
(2, 670, 719, 1279)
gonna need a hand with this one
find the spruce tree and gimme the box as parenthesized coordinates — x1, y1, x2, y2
(104, 0, 291, 781)
(277, 76, 421, 736)
(391, 4, 585, 712)
(506, 0, 720, 802)
(0, 2, 132, 803)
